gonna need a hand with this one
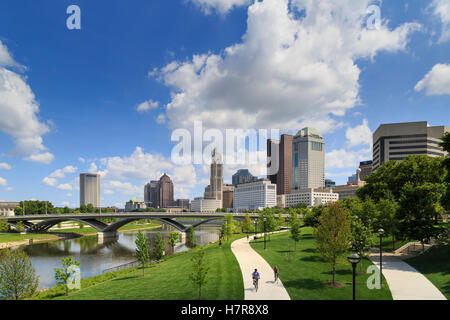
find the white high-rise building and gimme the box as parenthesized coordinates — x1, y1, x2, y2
(80, 173, 101, 208)
(285, 188, 338, 208)
(292, 128, 325, 190)
(233, 179, 277, 212)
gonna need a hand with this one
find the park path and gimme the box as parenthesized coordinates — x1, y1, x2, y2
(231, 233, 291, 300)
(369, 253, 446, 300)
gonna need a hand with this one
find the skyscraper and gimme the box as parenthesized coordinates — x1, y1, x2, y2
(292, 128, 325, 190)
(204, 148, 223, 207)
(267, 134, 293, 195)
(373, 121, 449, 170)
(158, 173, 174, 208)
(358, 160, 373, 181)
(232, 169, 257, 186)
(144, 180, 159, 208)
(80, 173, 101, 208)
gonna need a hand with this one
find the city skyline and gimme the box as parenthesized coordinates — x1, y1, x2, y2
(1, 0, 450, 208)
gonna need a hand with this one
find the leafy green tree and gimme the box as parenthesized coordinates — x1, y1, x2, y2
(258, 210, 277, 240)
(86, 204, 94, 213)
(315, 203, 351, 285)
(78, 222, 84, 229)
(153, 232, 165, 261)
(289, 211, 302, 252)
(54, 256, 80, 296)
(224, 214, 235, 241)
(397, 182, 444, 251)
(135, 231, 150, 277)
(303, 206, 323, 227)
(0, 219, 8, 233)
(242, 214, 255, 233)
(219, 223, 226, 239)
(79, 204, 87, 213)
(277, 212, 285, 230)
(439, 132, 450, 211)
(0, 249, 39, 300)
(375, 199, 399, 250)
(350, 217, 373, 273)
(189, 248, 210, 300)
(15, 221, 24, 233)
(187, 225, 197, 247)
(168, 232, 180, 250)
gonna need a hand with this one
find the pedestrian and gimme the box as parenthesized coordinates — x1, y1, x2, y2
(219, 238, 222, 248)
(247, 233, 249, 241)
(274, 265, 279, 283)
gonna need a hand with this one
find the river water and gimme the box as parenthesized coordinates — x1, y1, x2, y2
(10, 223, 221, 289)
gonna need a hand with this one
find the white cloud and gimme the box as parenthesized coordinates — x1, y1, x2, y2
(104, 180, 141, 196)
(345, 119, 372, 147)
(0, 162, 11, 170)
(154, 0, 420, 132)
(0, 177, 7, 186)
(430, 0, 450, 43)
(136, 99, 159, 113)
(6, 186, 13, 191)
(88, 162, 98, 172)
(42, 176, 57, 186)
(49, 166, 77, 179)
(415, 64, 450, 96)
(78, 157, 86, 163)
(156, 113, 166, 124)
(104, 190, 114, 195)
(326, 147, 371, 170)
(188, 0, 252, 15)
(0, 41, 53, 163)
(57, 184, 73, 191)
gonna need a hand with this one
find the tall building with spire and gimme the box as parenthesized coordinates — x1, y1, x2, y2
(204, 148, 223, 207)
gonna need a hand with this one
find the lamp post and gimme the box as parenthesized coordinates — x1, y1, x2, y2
(378, 228, 384, 287)
(263, 218, 267, 250)
(347, 252, 361, 300)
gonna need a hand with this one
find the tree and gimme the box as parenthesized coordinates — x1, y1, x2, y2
(0, 249, 39, 300)
(54, 256, 80, 296)
(189, 248, 210, 300)
(153, 232, 165, 261)
(277, 212, 285, 230)
(303, 206, 323, 227)
(79, 204, 87, 213)
(15, 221, 24, 233)
(375, 199, 399, 250)
(350, 218, 373, 273)
(0, 219, 8, 233)
(315, 203, 351, 285)
(439, 132, 450, 211)
(168, 232, 180, 250)
(187, 225, 197, 247)
(397, 182, 443, 251)
(135, 231, 150, 277)
(242, 214, 255, 233)
(86, 204, 94, 213)
(224, 214, 234, 241)
(289, 211, 302, 252)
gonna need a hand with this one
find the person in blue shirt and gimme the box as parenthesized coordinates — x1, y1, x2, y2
(252, 268, 260, 291)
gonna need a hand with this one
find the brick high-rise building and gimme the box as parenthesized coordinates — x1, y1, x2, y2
(144, 180, 159, 208)
(158, 173, 174, 208)
(267, 134, 293, 195)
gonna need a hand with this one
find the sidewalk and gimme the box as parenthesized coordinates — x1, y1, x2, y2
(369, 253, 446, 300)
(231, 234, 291, 300)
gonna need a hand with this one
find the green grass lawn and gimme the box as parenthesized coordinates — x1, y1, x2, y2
(49, 222, 162, 235)
(0, 233, 60, 243)
(405, 245, 450, 299)
(51, 234, 244, 300)
(369, 234, 409, 253)
(250, 228, 392, 300)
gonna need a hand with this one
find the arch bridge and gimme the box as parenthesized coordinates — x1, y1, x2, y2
(5, 212, 266, 239)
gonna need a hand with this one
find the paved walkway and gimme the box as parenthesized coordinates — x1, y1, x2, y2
(369, 253, 446, 300)
(231, 234, 291, 300)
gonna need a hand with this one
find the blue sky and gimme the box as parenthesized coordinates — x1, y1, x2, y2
(0, 0, 449, 208)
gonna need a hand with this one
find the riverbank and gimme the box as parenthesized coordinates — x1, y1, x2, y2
(0, 222, 162, 249)
(33, 233, 245, 300)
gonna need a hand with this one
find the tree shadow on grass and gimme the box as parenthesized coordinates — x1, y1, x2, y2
(112, 276, 140, 281)
(283, 278, 325, 290)
(300, 255, 322, 262)
(301, 235, 314, 239)
(321, 269, 352, 276)
(302, 248, 316, 253)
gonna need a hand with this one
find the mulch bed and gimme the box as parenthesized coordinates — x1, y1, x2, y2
(323, 282, 345, 288)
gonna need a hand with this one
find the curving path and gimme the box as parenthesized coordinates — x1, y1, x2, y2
(369, 253, 446, 300)
(231, 234, 291, 300)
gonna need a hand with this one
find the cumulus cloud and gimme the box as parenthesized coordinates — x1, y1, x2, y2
(430, 0, 450, 43)
(415, 63, 450, 95)
(345, 119, 372, 147)
(88, 162, 98, 172)
(0, 177, 7, 186)
(154, 0, 420, 133)
(42, 177, 57, 186)
(188, 0, 252, 15)
(0, 41, 53, 163)
(43, 165, 77, 187)
(0, 162, 11, 170)
(156, 113, 166, 124)
(57, 184, 73, 191)
(326, 147, 371, 170)
(136, 99, 159, 113)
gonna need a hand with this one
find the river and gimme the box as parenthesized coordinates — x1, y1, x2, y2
(9, 222, 222, 289)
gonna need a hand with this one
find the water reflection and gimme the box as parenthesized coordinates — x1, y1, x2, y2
(4, 223, 221, 289)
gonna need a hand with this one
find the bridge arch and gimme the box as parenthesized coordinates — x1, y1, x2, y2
(27, 218, 108, 233)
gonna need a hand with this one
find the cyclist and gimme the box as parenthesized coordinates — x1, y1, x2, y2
(252, 268, 260, 292)
(274, 265, 279, 283)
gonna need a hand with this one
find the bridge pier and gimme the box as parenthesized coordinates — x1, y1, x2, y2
(97, 231, 119, 242)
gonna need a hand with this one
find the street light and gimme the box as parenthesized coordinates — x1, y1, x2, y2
(263, 217, 267, 250)
(347, 252, 361, 300)
(378, 228, 384, 287)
